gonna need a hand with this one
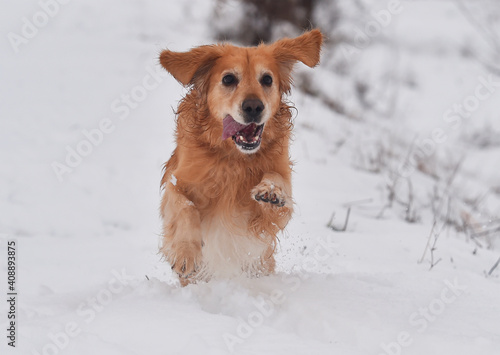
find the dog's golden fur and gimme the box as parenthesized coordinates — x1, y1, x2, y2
(159, 30, 323, 286)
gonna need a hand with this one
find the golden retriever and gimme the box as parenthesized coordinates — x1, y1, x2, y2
(159, 30, 323, 286)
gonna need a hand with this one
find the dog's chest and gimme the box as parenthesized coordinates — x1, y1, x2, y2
(194, 158, 263, 205)
(198, 216, 268, 278)
(192, 160, 268, 278)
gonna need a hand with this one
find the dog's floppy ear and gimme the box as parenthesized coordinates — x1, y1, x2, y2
(160, 45, 222, 88)
(272, 29, 324, 93)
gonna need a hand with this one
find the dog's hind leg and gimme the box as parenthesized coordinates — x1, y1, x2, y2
(160, 180, 203, 286)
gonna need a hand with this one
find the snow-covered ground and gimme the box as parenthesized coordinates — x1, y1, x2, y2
(1, 0, 499, 354)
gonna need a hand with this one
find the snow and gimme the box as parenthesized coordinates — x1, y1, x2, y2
(1, 0, 500, 354)
(170, 174, 177, 187)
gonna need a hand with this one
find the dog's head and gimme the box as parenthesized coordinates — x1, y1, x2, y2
(160, 30, 323, 154)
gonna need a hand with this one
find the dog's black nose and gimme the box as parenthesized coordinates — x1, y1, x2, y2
(242, 98, 264, 123)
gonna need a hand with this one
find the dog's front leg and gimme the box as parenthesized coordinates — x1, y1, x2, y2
(160, 180, 202, 286)
(251, 172, 293, 274)
(251, 171, 293, 233)
(252, 172, 293, 215)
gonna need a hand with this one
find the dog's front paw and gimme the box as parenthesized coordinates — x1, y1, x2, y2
(252, 180, 288, 208)
(168, 240, 202, 280)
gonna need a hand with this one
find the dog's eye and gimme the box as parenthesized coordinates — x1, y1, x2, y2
(261, 75, 273, 87)
(222, 74, 237, 86)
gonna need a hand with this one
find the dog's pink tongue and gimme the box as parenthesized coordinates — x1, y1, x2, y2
(222, 115, 247, 140)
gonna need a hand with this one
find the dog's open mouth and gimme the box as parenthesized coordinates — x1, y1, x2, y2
(222, 115, 264, 152)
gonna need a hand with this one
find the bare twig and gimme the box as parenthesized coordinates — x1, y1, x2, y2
(488, 257, 500, 276)
(453, 0, 500, 74)
(445, 157, 464, 188)
(468, 219, 500, 229)
(429, 231, 443, 271)
(404, 179, 419, 223)
(469, 235, 486, 249)
(420, 194, 451, 269)
(454, 0, 500, 55)
(428, 196, 453, 270)
(327, 207, 351, 232)
(472, 226, 500, 239)
(420, 155, 467, 269)
(377, 173, 399, 219)
(327, 212, 336, 229)
(419, 220, 437, 264)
